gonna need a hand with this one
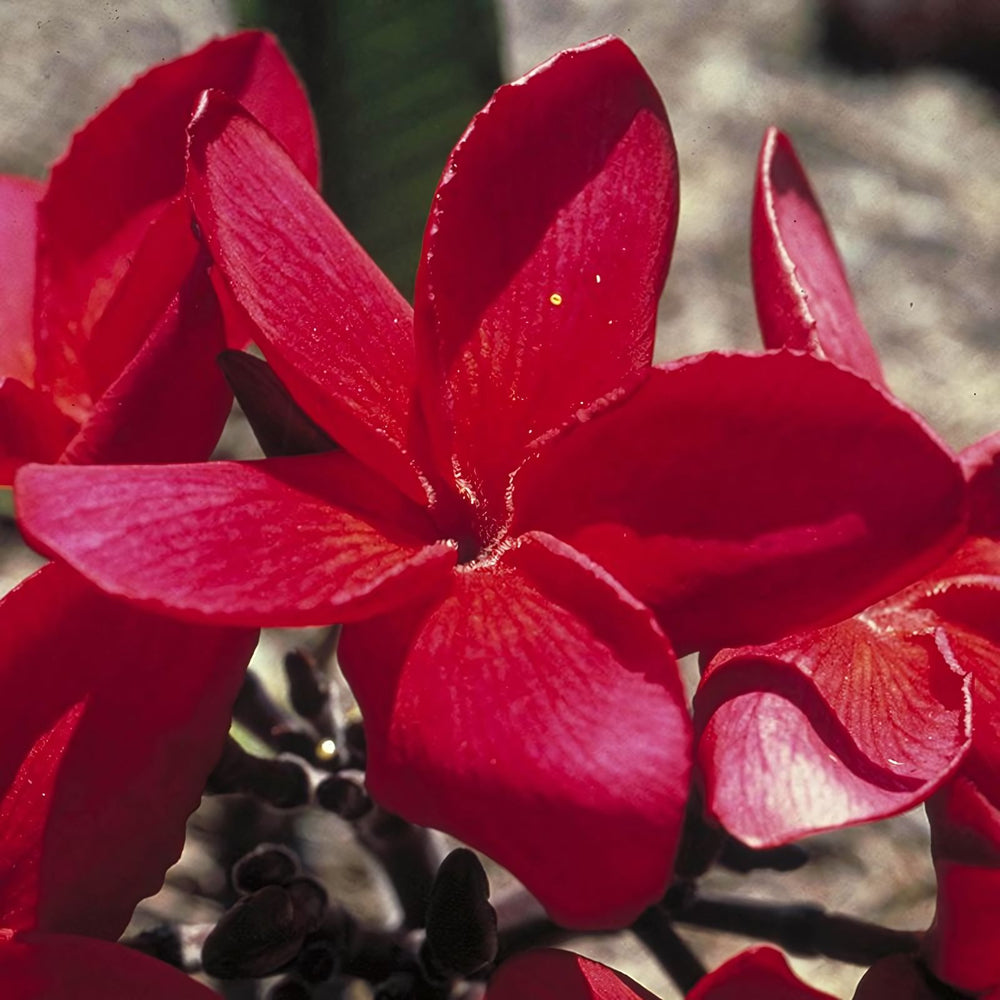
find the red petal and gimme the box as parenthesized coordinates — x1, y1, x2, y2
(924, 776, 1000, 993)
(688, 947, 836, 1000)
(186, 91, 424, 502)
(751, 128, 884, 384)
(0, 933, 218, 999)
(0, 563, 257, 939)
(35, 32, 317, 409)
(16, 454, 455, 628)
(58, 248, 233, 467)
(339, 532, 690, 929)
(695, 594, 971, 846)
(513, 351, 964, 655)
(486, 949, 658, 1000)
(0, 175, 43, 386)
(961, 431, 1000, 538)
(414, 36, 678, 514)
(0, 379, 77, 486)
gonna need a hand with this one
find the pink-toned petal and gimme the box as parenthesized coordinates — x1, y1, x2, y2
(186, 90, 424, 502)
(852, 956, 938, 1000)
(486, 949, 658, 1000)
(35, 32, 317, 408)
(218, 350, 336, 458)
(689, 947, 836, 1000)
(751, 128, 884, 384)
(0, 562, 257, 939)
(58, 251, 233, 467)
(414, 36, 678, 514)
(0, 932, 219, 999)
(923, 775, 1000, 994)
(513, 351, 964, 655)
(695, 594, 971, 846)
(339, 532, 690, 929)
(16, 453, 455, 628)
(0, 379, 78, 485)
(0, 175, 43, 385)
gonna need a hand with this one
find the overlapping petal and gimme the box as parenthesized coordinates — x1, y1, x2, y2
(486, 949, 658, 1000)
(414, 36, 678, 513)
(34, 31, 318, 412)
(339, 533, 690, 929)
(0, 175, 42, 386)
(751, 127, 883, 385)
(186, 90, 424, 502)
(0, 562, 257, 940)
(694, 600, 970, 846)
(59, 245, 234, 468)
(0, 933, 218, 1000)
(16, 452, 456, 627)
(695, 432, 999, 847)
(513, 351, 964, 655)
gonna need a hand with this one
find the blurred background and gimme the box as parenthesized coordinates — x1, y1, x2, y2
(1, 1, 998, 996)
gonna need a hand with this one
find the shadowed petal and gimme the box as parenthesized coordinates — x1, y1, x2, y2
(35, 31, 317, 410)
(486, 949, 658, 1000)
(695, 595, 971, 846)
(59, 241, 233, 467)
(0, 933, 219, 999)
(218, 350, 336, 458)
(0, 379, 77, 485)
(16, 453, 455, 627)
(0, 562, 257, 939)
(0, 175, 43, 386)
(853, 956, 944, 1000)
(340, 532, 690, 929)
(689, 947, 836, 1000)
(751, 128, 883, 384)
(186, 90, 424, 501)
(924, 776, 1000, 994)
(415, 36, 678, 514)
(514, 351, 964, 655)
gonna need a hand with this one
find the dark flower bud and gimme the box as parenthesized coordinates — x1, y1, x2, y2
(206, 737, 311, 809)
(286, 877, 328, 934)
(232, 844, 301, 894)
(284, 649, 331, 727)
(201, 885, 306, 979)
(343, 718, 367, 769)
(298, 939, 339, 983)
(316, 770, 372, 820)
(423, 849, 497, 978)
(268, 977, 312, 1000)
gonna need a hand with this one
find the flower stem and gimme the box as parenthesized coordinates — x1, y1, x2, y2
(631, 906, 706, 994)
(666, 892, 919, 965)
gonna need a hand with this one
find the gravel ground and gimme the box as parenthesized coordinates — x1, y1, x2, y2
(1, 1, 997, 996)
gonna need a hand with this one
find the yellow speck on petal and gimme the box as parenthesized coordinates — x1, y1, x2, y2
(549, 292, 563, 306)
(317, 738, 338, 760)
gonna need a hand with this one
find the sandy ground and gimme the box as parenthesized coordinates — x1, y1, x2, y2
(1, 1, 997, 996)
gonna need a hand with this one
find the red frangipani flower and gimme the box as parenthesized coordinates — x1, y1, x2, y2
(0, 30, 318, 483)
(695, 128, 999, 849)
(16, 39, 967, 927)
(0, 564, 256, 999)
(0, 36, 320, 996)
